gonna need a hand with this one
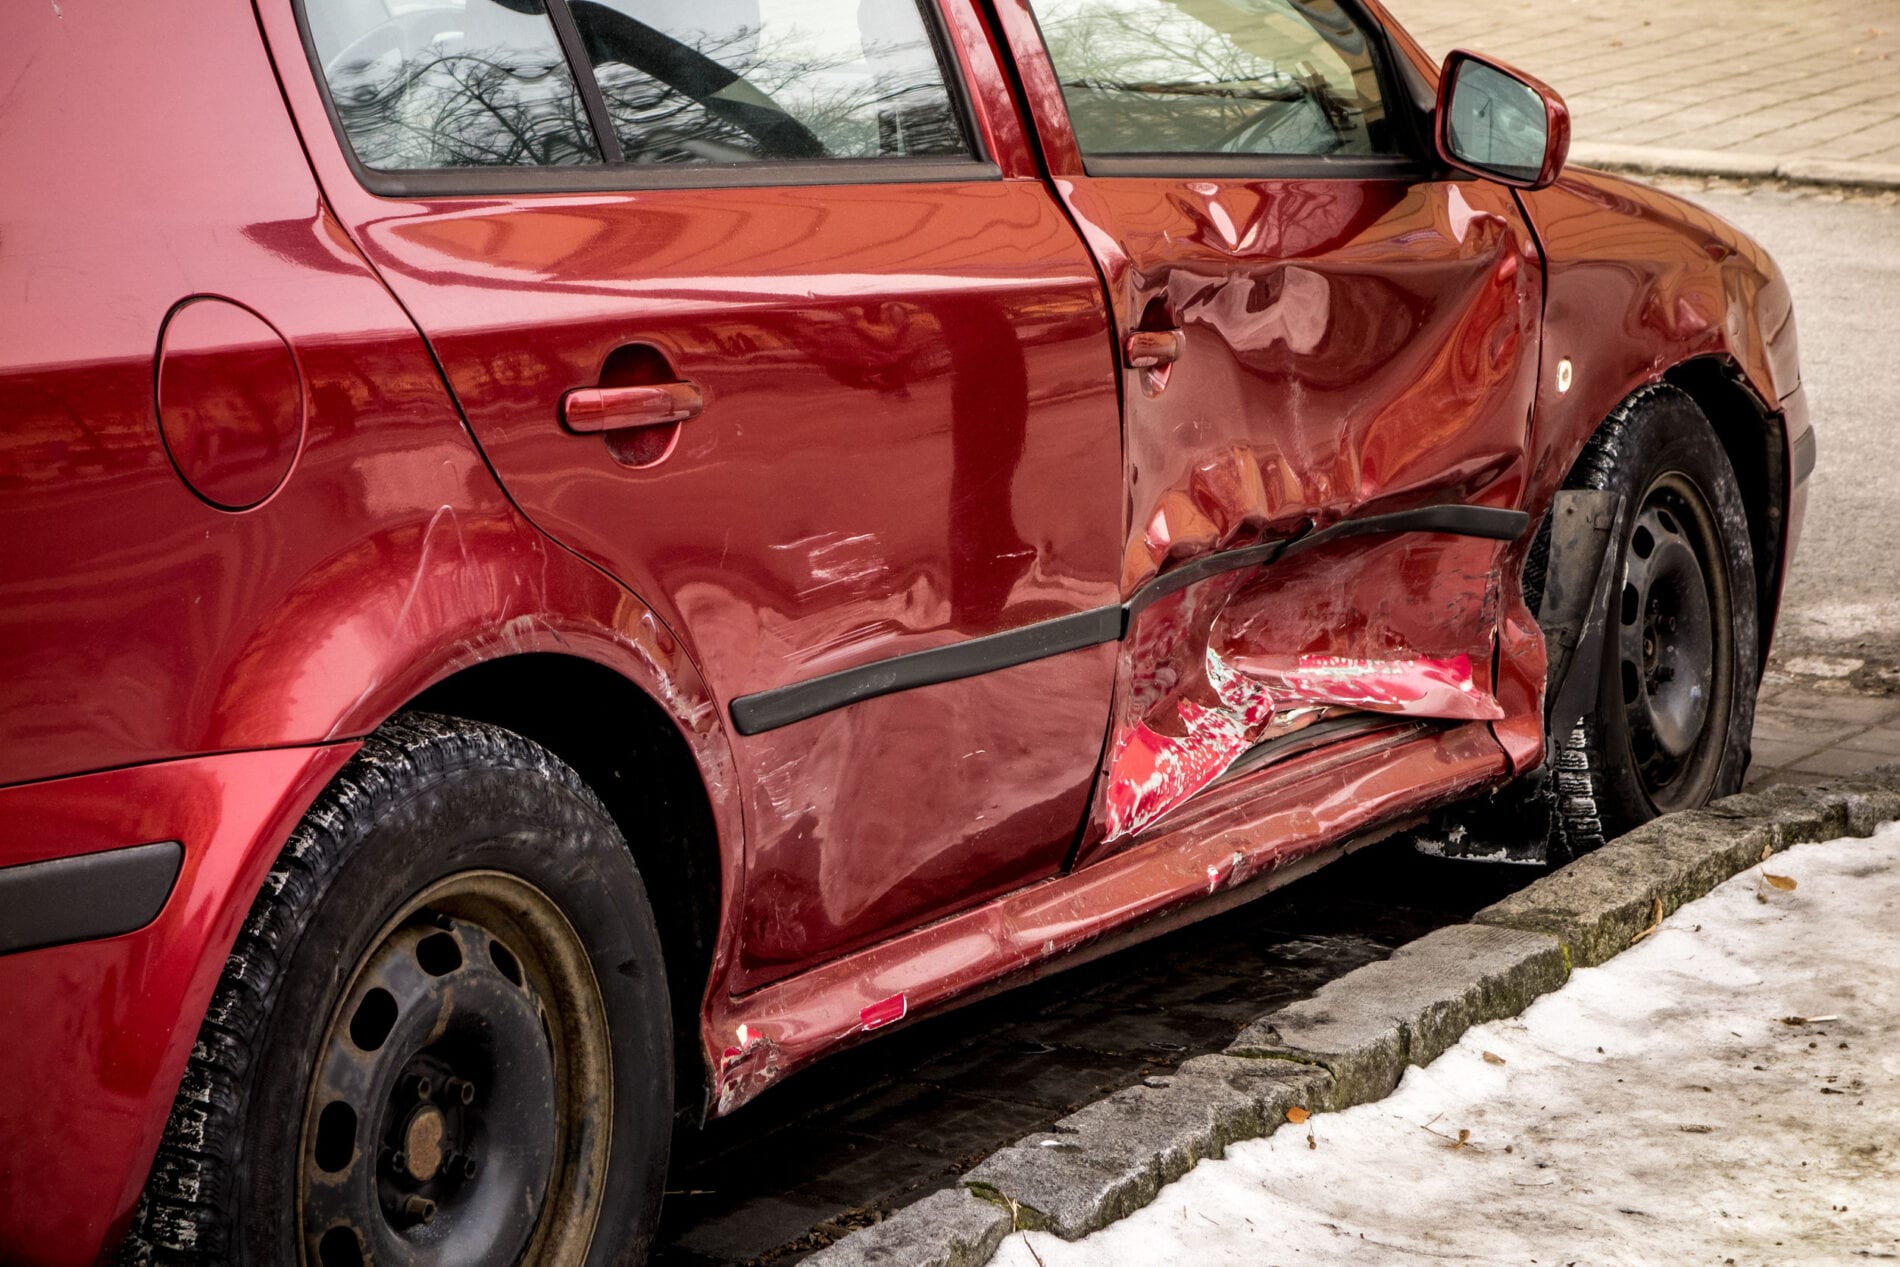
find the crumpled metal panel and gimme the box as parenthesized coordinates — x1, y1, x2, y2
(706, 718, 1512, 1116)
(1103, 643, 1295, 843)
(1223, 652, 1504, 721)
(1093, 531, 1508, 848)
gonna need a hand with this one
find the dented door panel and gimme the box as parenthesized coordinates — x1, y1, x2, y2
(988, 0, 1545, 848)
(1071, 176, 1541, 595)
(325, 184, 1129, 989)
(1216, 531, 1509, 723)
(266, 0, 1137, 990)
(1082, 529, 1513, 857)
(1061, 176, 1544, 850)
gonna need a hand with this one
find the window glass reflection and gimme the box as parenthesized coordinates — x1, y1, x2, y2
(567, 0, 971, 163)
(308, 0, 601, 169)
(1030, 0, 1394, 158)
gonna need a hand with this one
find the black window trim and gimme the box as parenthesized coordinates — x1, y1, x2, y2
(1082, 153, 1432, 181)
(290, 0, 1000, 197)
(1019, 0, 1445, 181)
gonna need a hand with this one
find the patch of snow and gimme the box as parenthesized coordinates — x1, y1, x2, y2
(995, 825, 1900, 1266)
(1780, 655, 1866, 680)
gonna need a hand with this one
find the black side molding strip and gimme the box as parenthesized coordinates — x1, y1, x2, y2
(1124, 541, 1287, 621)
(730, 608, 1123, 736)
(729, 503, 1530, 735)
(0, 840, 183, 956)
(1282, 505, 1529, 556)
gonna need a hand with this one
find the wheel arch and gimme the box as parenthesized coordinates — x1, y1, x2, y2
(402, 651, 728, 1127)
(1662, 356, 1788, 670)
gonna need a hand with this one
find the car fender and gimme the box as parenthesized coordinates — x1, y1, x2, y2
(1515, 168, 1796, 507)
(1478, 168, 1800, 771)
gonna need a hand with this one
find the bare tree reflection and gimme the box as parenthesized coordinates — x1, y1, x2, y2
(572, 3, 965, 162)
(321, 5, 966, 171)
(330, 50, 598, 168)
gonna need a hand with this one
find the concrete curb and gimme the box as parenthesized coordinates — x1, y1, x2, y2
(1226, 923, 1569, 1107)
(1570, 141, 1900, 191)
(803, 770, 1900, 1267)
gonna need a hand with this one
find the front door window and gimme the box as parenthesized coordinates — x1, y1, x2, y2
(1030, 0, 1396, 157)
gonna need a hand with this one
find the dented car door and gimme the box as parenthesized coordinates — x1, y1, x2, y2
(991, 0, 1544, 856)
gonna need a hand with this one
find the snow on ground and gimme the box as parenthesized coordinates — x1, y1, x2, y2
(994, 826, 1900, 1267)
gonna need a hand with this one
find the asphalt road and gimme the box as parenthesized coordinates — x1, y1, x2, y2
(1661, 180, 1900, 669)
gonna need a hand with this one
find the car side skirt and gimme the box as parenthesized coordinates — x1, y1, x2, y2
(702, 717, 1509, 1115)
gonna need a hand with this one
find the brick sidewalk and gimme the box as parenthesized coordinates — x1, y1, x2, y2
(1381, 0, 1900, 174)
(1749, 669, 1900, 788)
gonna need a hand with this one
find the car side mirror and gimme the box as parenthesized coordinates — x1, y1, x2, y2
(1435, 50, 1570, 189)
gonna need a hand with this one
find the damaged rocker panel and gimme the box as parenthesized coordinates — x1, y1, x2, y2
(729, 505, 1530, 735)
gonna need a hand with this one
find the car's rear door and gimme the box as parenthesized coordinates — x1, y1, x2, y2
(266, 0, 1127, 986)
(988, 0, 1545, 858)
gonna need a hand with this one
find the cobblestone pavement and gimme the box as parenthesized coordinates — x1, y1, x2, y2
(652, 838, 1534, 1266)
(1380, 0, 1900, 171)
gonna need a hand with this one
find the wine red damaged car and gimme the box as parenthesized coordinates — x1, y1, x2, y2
(0, 0, 1808, 1261)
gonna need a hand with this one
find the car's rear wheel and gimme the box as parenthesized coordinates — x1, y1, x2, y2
(122, 714, 671, 1266)
(1548, 385, 1759, 859)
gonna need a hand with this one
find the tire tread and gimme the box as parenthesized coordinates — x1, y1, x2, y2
(119, 715, 608, 1265)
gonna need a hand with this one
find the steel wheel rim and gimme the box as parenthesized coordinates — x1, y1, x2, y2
(1614, 472, 1733, 812)
(298, 870, 612, 1267)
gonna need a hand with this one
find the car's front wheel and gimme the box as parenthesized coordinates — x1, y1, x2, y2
(1550, 384, 1760, 858)
(124, 715, 672, 1266)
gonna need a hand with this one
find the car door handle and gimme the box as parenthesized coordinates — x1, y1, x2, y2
(1123, 329, 1184, 369)
(560, 381, 703, 434)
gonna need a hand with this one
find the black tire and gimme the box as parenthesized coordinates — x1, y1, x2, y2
(1549, 385, 1759, 859)
(121, 714, 672, 1266)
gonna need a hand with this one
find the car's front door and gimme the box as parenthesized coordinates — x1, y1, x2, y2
(271, 0, 1127, 986)
(990, 0, 1546, 858)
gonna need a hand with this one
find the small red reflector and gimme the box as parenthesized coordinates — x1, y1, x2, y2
(860, 992, 907, 1031)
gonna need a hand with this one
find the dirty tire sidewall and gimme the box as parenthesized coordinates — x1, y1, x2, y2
(125, 714, 671, 1267)
(1564, 385, 1759, 846)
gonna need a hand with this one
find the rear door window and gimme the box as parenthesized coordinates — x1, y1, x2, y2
(302, 0, 972, 175)
(567, 0, 970, 163)
(306, 0, 602, 169)
(1027, 0, 1396, 158)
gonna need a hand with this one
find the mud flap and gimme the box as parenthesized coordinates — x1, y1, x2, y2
(1415, 491, 1627, 865)
(1539, 491, 1629, 754)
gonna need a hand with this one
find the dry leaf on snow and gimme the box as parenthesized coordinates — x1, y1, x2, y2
(1286, 1106, 1310, 1124)
(1762, 871, 1798, 892)
(1631, 897, 1665, 944)
(1483, 1051, 1506, 1065)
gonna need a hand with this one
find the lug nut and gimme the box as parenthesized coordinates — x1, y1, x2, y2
(445, 1076, 476, 1105)
(387, 1149, 407, 1174)
(401, 1194, 438, 1224)
(413, 1076, 433, 1101)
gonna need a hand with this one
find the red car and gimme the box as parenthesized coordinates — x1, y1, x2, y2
(0, 0, 1807, 1262)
